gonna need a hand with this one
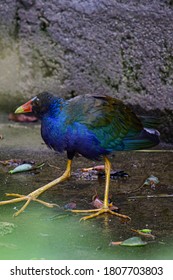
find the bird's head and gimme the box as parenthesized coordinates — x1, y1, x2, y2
(15, 92, 60, 118)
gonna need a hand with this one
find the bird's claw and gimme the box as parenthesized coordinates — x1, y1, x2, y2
(0, 192, 59, 216)
(71, 207, 131, 222)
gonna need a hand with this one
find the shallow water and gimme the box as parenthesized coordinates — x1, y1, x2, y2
(0, 119, 173, 260)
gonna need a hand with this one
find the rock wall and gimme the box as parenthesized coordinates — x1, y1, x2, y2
(0, 0, 173, 141)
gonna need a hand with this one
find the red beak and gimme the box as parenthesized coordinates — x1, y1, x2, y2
(15, 99, 33, 114)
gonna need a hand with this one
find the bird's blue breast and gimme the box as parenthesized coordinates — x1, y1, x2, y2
(41, 114, 67, 153)
(41, 114, 109, 160)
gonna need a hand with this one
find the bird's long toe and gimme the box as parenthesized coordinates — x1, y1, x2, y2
(0, 192, 59, 216)
(72, 207, 131, 221)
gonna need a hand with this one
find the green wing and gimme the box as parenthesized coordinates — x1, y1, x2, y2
(65, 94, 143, 150)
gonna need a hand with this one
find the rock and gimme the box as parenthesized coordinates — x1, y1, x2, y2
(0, 0, 173, 141)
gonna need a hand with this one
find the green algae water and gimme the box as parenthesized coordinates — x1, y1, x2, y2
(0, 197, 173, 260)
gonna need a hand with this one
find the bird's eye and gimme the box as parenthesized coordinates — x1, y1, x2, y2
(35, 98, 40, 105)
(32, 97, 40, 107)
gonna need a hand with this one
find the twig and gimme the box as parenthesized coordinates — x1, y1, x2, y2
(131, 228, 155, 239)
(128, 194, 173, 199)
(134, 150, 173, 153)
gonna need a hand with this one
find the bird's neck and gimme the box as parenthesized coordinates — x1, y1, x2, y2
(42, 97, 65, 119)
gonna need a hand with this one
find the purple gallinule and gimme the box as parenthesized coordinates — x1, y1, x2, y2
(0, 93, 160, 220)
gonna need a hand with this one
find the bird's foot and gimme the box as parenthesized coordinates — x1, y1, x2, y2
(71, 207, 131, 222)
(0, 192, 59, 217)
(0, 160, 72, 217)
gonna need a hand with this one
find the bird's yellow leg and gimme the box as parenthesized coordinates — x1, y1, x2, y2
(0, 160, 72, 216)
(72, 156, 131, 221)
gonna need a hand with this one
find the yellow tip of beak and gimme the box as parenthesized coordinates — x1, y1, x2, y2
(15, 106, 24, 114)
(14, 99, 33, 114)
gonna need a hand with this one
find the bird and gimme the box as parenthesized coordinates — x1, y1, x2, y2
(0, 92, 160, 220)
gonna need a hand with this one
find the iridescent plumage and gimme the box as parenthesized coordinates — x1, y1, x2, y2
(32, 92, 160, 160)
(0, 92, 160, 219)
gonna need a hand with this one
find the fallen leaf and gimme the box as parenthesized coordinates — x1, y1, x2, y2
(82, 165, 105, 172)
(91, 194, 119, 212)
(120, 237, 147, 247)
(8, 113, 38, 122)
(64, 202, 77, 210)
(139, 229, 152, 234)
(96, 170, 129, 180)
(9, 163, 33, 174)
(110, 241, 123, 246)
(143, 175, 159, 190)
(8, 162, 45, 174)
(131, 228, 155, 239)
(0, 159, 35, 167)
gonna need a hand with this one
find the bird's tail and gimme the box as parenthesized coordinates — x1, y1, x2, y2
(140, 127, 160, 146)
(122, 127, 160, 151)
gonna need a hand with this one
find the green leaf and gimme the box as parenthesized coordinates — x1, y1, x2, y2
(120, 237, 147, 247)
(139, 229, 152, 234)
(8, 162, 45, 174)
(9, 164, 33, 174)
